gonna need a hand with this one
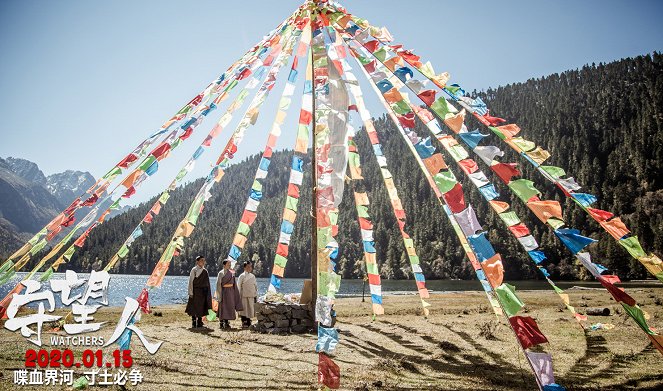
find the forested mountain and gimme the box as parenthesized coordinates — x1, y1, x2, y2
(7, 53, 663, 281)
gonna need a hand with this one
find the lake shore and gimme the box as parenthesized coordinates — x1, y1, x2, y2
(1, 287, 663, 390)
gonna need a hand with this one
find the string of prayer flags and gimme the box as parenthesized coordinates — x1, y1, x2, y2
(224, 26, 309, 270)
(347, 136, 384, 316)
(0, 14, 300, 294)
(0, 11, 297, 282)
(341, 6, 663, 349)
(348, 33, 508, 320)
(145, 11, 306, 289)
(268, 27, 313, 293)
(343, 59, 431, 314)
(332, 10, 566, 386)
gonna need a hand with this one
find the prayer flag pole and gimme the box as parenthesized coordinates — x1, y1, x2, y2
(309, 9, 318, 311)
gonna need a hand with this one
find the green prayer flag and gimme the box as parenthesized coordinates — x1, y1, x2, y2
(495, 283, 524, 317)
(408, 255, 420, 265)
(252, 180, 263, 192)
(434, 171, 458, 194)
(540, 166, 566, 179)
(186, 196, 205, 226)
(499, 212, 521, 226)
(237, 222, 250, 236)
(508, 179, 540, 202)
(103, 166, 122, 180)
(274, 254, 288, 268)
(225, 79, 238, 92)
(159, 192, 170, 204)
(286, 196, 298, 210)
(319, 271, 341, 298)
(621, 303, 655, 334)
(139, 156, 157, 172)
(619, 236, 646, 259)
(0, 268, 15, 286)
(175, 167, 188, 181)
(39, 268, 54, 282)
(373, 47, 388, 62)
(357, 205, 370, 218)
(391, 100, 411, 115)
(317, 227, 332, 249)
(348, 152, 360, 168)
(29, 239, 48, 256)
(118, 245, 130, 259)
(403, 238, 414, 248)
(366, 262, 379, 275)
(329, 211, 338, 226)
(0, 260, 13, 274)
(547, 218, 565, 230)
(431, 97, 455, 119)
(510, 137, 536, 152)
(449, 144, 469, 161)
(63, 246, 76, 261)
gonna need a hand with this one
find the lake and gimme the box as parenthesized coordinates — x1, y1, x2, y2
(0, 272, 658, 309)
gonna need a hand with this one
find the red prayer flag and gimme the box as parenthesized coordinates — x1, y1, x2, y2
(359, 217, 373, 230)
(241, 210, 257, 225)
(298, 109, 312, 125)
(82, 194, 99, 207)
(137, 288, 150, 314)
(287, 183, 300, 198)
(368, 273, 381, 285)
(482, 111, 506, 126)
(417, 90, 437, 106)
(117, 153, 138, 169)
(443, 183, 466, 213)
(179, 127, 193, 141)
(318, 353, 340, 389)
(276, 243, 289, 257)
(458, 159, 479, 174)
(508, 223, 530, 238)
(150, 142, 171, 160)
(397, 112, 416, 129)
(508, 316, 548, 349)
(598, 276, 636, 306)
(587, 207, 614, 222)
(491, 162, 521, 184)
(363, 40, 380, 52)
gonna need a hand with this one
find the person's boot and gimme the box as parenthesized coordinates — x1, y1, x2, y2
(191, 318, 197, 328)
(196, 317, 204, 328)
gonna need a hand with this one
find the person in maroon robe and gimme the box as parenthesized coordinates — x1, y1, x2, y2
(215, 259, 243, 329)
(185, 256, 212, 328)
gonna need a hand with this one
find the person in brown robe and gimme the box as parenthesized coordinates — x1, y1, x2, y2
(185, 256, 212, 328)
(215, 259, 243, 329)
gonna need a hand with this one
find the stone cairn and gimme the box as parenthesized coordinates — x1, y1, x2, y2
(252, 302, 314, 334)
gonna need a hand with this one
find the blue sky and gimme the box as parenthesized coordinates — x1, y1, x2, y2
(1, 0, 661, 206)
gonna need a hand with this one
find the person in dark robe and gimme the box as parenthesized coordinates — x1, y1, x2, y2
(215, 259, 243, 329)
(185, 255, 212, 328)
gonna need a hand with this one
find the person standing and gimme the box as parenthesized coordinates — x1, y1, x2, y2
(237, 261, 258, 328)
(215, 259, 243, 329)
(185, 256, 212, 329)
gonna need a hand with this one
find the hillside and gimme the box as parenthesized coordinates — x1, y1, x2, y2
(8, 53, 663, 281)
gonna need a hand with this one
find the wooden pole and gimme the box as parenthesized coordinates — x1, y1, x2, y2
(309, 9, 318, 311)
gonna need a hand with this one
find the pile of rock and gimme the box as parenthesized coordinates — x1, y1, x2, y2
(252, 302, 314, 334)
